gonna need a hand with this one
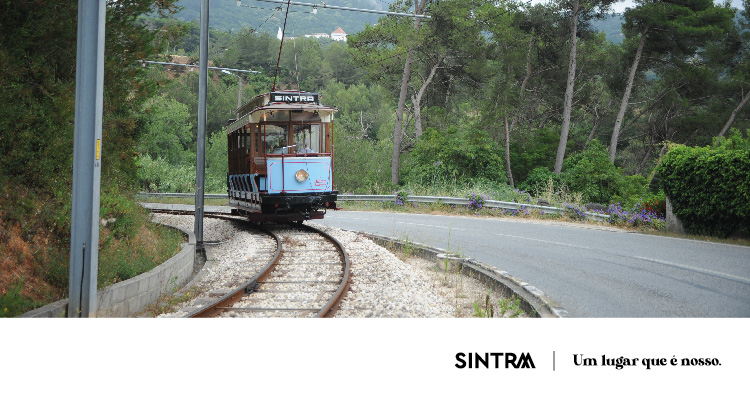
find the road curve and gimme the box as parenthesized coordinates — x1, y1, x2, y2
(315, 210, 750, 317)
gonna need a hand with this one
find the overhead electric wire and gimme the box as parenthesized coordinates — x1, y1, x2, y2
(209, 6, 282, 59)
(272, 0, 294, 91)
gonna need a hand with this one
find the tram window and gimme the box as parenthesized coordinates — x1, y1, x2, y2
(255, 125, 261, 156)
(293, 124, 320, 153)
(291, 111, 321, 122)
(264, 124, 289, 154)
(265, 110, 289, 122)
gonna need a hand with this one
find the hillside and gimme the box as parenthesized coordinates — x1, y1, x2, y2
(172, 0, 390, 35)
(591, 13, 624, 44)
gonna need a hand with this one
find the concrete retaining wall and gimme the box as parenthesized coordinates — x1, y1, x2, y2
(363, 233, 569, 318)
(20, 223, 195, 318)
(665, 196, 685, 235)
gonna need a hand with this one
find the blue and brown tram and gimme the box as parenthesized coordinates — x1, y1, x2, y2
(226, 90, 338, 222)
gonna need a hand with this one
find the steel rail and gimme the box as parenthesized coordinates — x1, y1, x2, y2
(306, 224, 351, 318)
(186, 224, 282, 318)
(180, 219, 350, 318)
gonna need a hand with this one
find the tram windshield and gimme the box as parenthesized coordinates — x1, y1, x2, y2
(264, 124, 289, 154)
(261, 110, 324, 155)
(294, 124, 320, 154)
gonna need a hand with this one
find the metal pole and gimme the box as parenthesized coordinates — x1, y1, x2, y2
(195, 0, 209, 260)
(237, 77, 243, 118)
(69, 0, 106, 318)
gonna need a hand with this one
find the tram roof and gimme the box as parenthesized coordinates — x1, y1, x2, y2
(226, 91, 337, 133)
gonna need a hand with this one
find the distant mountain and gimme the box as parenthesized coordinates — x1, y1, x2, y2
(591, 13, 625, 44)
(172, 0, 393, 35)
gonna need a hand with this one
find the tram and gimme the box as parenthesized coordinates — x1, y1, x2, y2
(226, 90, 338, 222)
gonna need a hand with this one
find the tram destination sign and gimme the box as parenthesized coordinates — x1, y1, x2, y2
(270, 92, 319, 104)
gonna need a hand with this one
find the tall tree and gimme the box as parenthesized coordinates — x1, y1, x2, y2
(554, 0, 615, 174)
(391, 0, 427, 185)
(608, 0, 737, 161)
(718, 0, 750, 137)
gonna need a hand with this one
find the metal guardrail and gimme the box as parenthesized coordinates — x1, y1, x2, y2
(136, 192, 610, 222)
(337, 195, 610, 222)
(137, 192, 228, 199)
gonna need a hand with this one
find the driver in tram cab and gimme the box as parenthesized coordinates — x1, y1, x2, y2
(301, 139, 315, 154)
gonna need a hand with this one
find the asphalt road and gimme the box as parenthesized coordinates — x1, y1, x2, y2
(315, 210, 750, 317)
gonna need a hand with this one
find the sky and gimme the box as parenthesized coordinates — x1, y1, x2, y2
(530, 0, 745, 14)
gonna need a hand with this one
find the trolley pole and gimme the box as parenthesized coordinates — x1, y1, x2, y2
(195, 0, 209, 263)
(69, 0, 106, 317)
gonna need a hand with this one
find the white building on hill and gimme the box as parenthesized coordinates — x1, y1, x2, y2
(305, 33, 330, 39)
(331, 27, 347, 42)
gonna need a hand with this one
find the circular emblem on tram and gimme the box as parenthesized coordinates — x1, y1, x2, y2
(295, 169, 309, 182)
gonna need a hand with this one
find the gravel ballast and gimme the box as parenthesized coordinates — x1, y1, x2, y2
(151, 214, 526, 318)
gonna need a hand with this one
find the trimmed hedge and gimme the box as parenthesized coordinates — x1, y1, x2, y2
(656, 134, 750, 237)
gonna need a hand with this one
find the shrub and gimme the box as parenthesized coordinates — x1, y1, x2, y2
(404, 126, 507, 185)
(561, 140, 623, 204)
(394, 189, 409, 206)
(610, 174, 650, 208)
(655, 131, 750, 237)
(468, 193, 487, 213)
(607, 203, 665, 230)
(518, 167, 563, 197)
(640, 191, 666, 219)
(563, 203, 587, 221)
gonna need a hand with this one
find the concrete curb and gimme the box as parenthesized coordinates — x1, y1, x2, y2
(361, 232, 569, 318)
(20, 222, 196, 318)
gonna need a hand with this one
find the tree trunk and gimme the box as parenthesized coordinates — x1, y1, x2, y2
(509, 34, 534, 134)
(585, 99, 613, 146)
(504, 111, 514, 187)
(635, 145, 653, 175)
(412, 60, 440, 140)
(717, 89, 750, 137)
(554, 0, 579, 174)
(610, 28, 648, 162)
(391, 0, 426, 185)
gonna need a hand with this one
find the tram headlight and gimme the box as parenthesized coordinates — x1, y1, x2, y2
(295, 169, 309, 182)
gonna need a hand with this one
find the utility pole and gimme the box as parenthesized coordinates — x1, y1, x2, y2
(69, 0, 106, 317)
(195, 0, 209, 263)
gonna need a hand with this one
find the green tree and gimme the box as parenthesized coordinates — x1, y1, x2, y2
(138, 95, 195, 165)
(554, 0, 616, 174)
(609, 0, 738, 161)
(717, 1, 750, 137)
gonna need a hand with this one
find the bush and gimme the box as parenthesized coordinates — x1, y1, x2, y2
(517, 167, 563, 197)
(656, 131, 750, 237)
(640, 191, 666, 219)
(607, 203, 665, 230)
(561, 140, 623, 204)
(610, 174, 651, 209)
(404, 126, 507, 186)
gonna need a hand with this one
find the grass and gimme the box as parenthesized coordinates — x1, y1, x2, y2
(0, 188, 187, 317)
(0, 278, 45, 318)
(140, 289, 198, 317)
(97, 221, 184, 288)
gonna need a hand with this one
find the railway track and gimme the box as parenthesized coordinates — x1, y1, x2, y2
(167, 214, 351, 318)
